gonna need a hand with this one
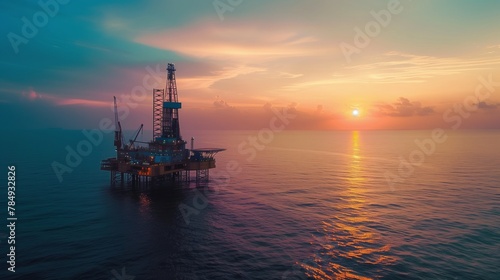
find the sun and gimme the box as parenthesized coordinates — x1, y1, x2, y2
(352, 109, 359, 116)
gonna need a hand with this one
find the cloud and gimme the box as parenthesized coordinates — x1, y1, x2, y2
(20, 88, 110, 107)
(278, 72, 303, 79)
(373, 97, 435, 117)
(486, 44, 500, 49)
(134, 19, 327, 63)
(347, 52, 500, 84)
(55, 98, 110, 107)
(22, 88, 42, 101)
(179, 65, 266, 90)
(213, 97, 233, 109)
(477, 101, 499, 110)
(283, 50, 500, 91)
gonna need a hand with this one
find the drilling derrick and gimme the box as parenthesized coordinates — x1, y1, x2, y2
(113, 96, 123, 152)
(150, 63, 187, 169)
(162, 63, 181, 139)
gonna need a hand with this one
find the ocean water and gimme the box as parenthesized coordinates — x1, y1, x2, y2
(0, 129, 499, 279)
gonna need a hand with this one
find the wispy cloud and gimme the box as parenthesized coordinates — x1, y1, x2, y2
(20, 88, 110, 107)
(283, 51, 500, 91)
(347, 52, 500, 83)
(486, 44, 500, 49)
(179, 65, 266, 90)
(278, 72, 303, 79)
(55, 98, 110, 107)
(135, 20, 326, 62)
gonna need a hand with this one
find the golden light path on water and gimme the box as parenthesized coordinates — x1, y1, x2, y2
(302, 131, 397, 279)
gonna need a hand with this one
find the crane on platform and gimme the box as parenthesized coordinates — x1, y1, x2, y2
(128, 124, 144, 149)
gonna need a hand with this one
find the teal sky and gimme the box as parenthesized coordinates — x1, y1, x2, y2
(1, 0, 500, 130)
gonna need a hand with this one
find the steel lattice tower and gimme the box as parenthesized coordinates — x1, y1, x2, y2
(153, 89, 164, 139)
(162, 63, 181, 139)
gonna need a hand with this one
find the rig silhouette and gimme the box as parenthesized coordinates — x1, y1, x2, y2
(101, 63, 224, 186)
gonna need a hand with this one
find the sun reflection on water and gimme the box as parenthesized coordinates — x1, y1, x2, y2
(301, 131, 397, 279)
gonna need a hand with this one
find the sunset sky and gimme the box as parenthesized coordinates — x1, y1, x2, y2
(1, 0, 500, 131)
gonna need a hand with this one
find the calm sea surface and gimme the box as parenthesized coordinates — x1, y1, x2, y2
(0, 129, 499, 279)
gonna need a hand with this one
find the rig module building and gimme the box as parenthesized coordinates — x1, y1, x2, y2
(101, 63, 224, 186)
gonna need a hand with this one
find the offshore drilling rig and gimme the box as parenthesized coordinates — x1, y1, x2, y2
(100, 63, 224, 186)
